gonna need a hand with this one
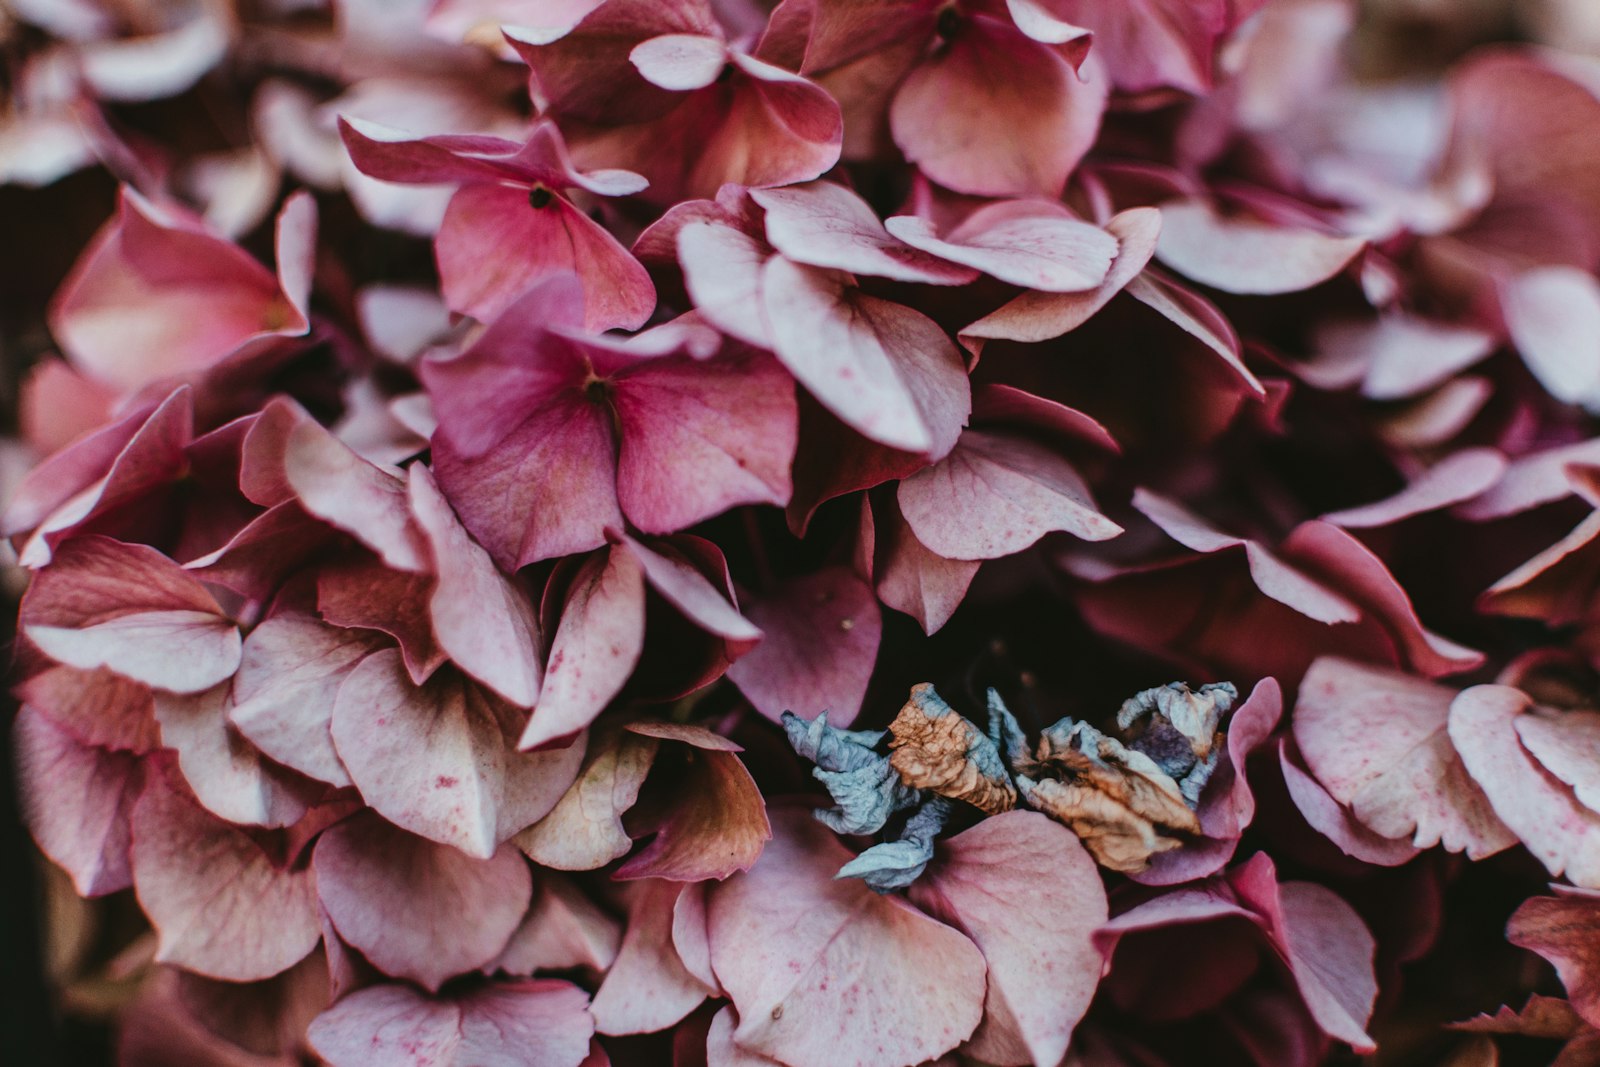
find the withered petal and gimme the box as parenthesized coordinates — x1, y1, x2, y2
(888, 684, 1017, 815)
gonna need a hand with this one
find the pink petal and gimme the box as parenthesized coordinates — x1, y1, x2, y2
(706, 1006, 785, 1067)
(154, 684, 319, 829)
(1124, 269, 1265, 396)
(1503, 266, 1600, 405)
(1134, 677, 1285, 885)
(313, 812, 532, 992)
(708, 807, 986, 1067)
(437, 184, 655, 330)
(751, 182, 977, 284)
(909, 811, 1106, 1067)
(17, 664, 159, 753)
(1154, 198, 1365, 296)
(22, 536, 241, 694)
(1293, 657, 1514, 857)
(615, 724, 770, 882)
(869, 496, 982, 635)
(962, 207, 1162, 344)
(1507, 895, 1600, 1030)
(1321, 449, 1508, 528)
(240, 400, 428, 573)
(762, 258, 970, 456)
(1517, 709, 1600, 814)
(677, 220, 776, 348)
(410, 464, 543, 707)
(1448, 685, 1600, 887)
(521, 548, 648, 751)
(1134, 491, 1359, 624)
(613, 345, 798, 534)
(592, 880, 716, 1035)
(886, 200, 1117, 292)
(726, 566, 882, 727)
(1458, 439, 1600, 520)
(15, 706, 140, 896)
(629, 33, 730, 91)
(1313, 314, 1496, 403)
(890, 16, 1105, 198)
(317, 558, 448, 683)
(130, 769, 321, 982)
(1279, 741, 1421, 868)
(1052, 0, 1229, 94)
(330, 650, 584, 857)
(899, 430, 1121, 560)
(229, 614, 376, 788)
(618, 532, 762, 644)
(516, 727, 659, 869)
(309, 979, 594, 1067)
(497, 872, 623, 976)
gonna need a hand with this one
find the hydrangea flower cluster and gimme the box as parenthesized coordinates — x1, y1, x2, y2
(8, 1, 1600, 1065)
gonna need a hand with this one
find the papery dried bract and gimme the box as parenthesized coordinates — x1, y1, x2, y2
(888, 683, 1017, 815)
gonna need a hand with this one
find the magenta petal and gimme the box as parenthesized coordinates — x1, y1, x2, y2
(591, 880, 715, 1036)
(910, 811, 1107, 1067)
(612, 346, 797, 534)
(154, 683, 319, 829)
(889, 16, 1105, 198)
(751, 182, 978, 284)
(762, 258, 971, 456)
(707, 807, 985, 1067)
(725, 566, 882, 727)
(309, 979, 595, 1067)
(410, 464, 543, 707)
(1449, 685, 1600, 887)
(886, 200, 1117, 292)
(22, 536, 241, 694)
(899, 430, 1122, 560)
(330, 650, 584, 857)
(130, 770, 320, 982)
(229, 614, 376, 789)
(314, 812, 532, 992)
(1154, 198, 1365, 296)
(437, 184, 655, 330)
(522, 549, 648, 750)
(1293, 657, 1514, 857)
(15, 706, 141, 897)
(1053, 0, 1229, 94)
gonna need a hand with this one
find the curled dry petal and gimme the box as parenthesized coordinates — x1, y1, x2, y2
(888, 683, 1018, 815)
(314, 812, 532, 993)
(835, 795, 953, 893)
(782, 709, 919, 835)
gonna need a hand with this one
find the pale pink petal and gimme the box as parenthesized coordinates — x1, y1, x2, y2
(78, 14, 230, 102)
(899, 430, 1121, 560)
(1517, 709, 1600, 814)
(870, 497, 982, 636)
(317, 559, 448, 683)
(314, 812, 533, 992)
(764, 259, 970, 456)
(751, 182, 977, 285)
(229, 614, 376, 789)
(330, 650, 584, 857)
(521, 549, 648, 751)
(1503, 266, 1600, 405)
(706, 1006, 785, 1067)
(1321, 449, 1508, 528)
(890, 18, 1106, 198)
(15, 706, 140, 896)
(309, 979, 594, 1067)
(154, 684, 319, 829)
(708, 807, 986, 1067)
(726, 567, 881, 727)
(886, 201, 1117, 292)
(1459, 439, 1600, 520)
(1124, 270, 1265, 396)
(1312, 314, 1496, 403)
(130, 770, 321, 982)
(592, 880, 715, 1035)
(613, 346, 797, 534)
(17, 664, 159, 753)
(619, 532, 762, 644)
(1154, 199, 1365, 296)
(516, 727, 659, 869)
(909, 812, 1106, 1067)
(616, 724, 770, 882)
(410, 464, 543, 707)
(1448, 685, 1600, 888)
(629, 33, 730, 91)
(672, 881, 720, 992)
(677, 220, 776, 348)
(1293, 657, 1514, 857)
(1279, 741, 1421, 867)
(962, 207, 1162, 344)
(497, 872, 623, 976)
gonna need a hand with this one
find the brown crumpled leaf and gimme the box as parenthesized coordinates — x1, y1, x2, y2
(1016, 717, 1202, 873)
(888, 683, 1017, 815)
